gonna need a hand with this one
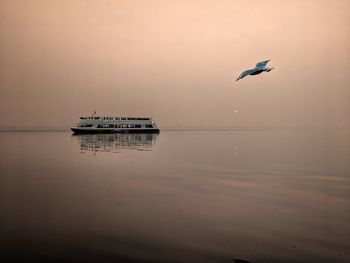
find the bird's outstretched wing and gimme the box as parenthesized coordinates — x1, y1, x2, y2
(236, 69, 255, 81)
(255, 60, 270, 68)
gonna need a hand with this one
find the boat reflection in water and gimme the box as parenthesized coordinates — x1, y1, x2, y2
(73, 133, 158, 154)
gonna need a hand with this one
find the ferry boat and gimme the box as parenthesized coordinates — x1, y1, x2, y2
(71, 115, 160, 134)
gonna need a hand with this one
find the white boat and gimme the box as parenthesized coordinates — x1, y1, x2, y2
(71, 115, 160, 134)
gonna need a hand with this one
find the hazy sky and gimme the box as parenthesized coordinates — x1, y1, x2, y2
(0, 0, 349, 129)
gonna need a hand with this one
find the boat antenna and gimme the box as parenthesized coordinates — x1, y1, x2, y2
(93, 110, 96, 116)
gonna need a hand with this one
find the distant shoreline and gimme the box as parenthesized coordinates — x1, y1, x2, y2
(0, 127, 345, 132)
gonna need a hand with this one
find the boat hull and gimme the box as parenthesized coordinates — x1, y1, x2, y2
(71, 127, 160, 134)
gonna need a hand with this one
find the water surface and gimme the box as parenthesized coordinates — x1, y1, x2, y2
(0, 130, 349, 262)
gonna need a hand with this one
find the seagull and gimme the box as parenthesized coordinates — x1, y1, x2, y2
(236, 60, 274, 81)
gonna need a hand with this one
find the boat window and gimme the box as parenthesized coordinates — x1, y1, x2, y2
(97, 124, 114, 128)
(146, 124, 153, 128)
(78, 124, 93, 127)
(115, 124, 142, 129)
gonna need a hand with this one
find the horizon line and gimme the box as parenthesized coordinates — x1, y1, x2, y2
(0, 126, 346, 133)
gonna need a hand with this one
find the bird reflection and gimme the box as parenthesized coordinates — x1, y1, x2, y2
(72, 133, 158, 154)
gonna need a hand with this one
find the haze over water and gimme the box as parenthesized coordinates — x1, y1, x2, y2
(1, 0, 349, 130)
(0, 130, 349, 262)
(0, 1, 350, 262)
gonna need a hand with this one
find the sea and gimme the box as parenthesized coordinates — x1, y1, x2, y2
(0, 130, 349, 263)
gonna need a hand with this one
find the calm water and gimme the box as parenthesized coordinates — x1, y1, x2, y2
(0, 130, 349, 263)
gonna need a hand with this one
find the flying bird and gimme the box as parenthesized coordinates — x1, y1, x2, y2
(236, 60, 274, 81)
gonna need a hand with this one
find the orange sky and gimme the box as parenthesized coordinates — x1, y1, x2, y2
(0, 0, 349, 129)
